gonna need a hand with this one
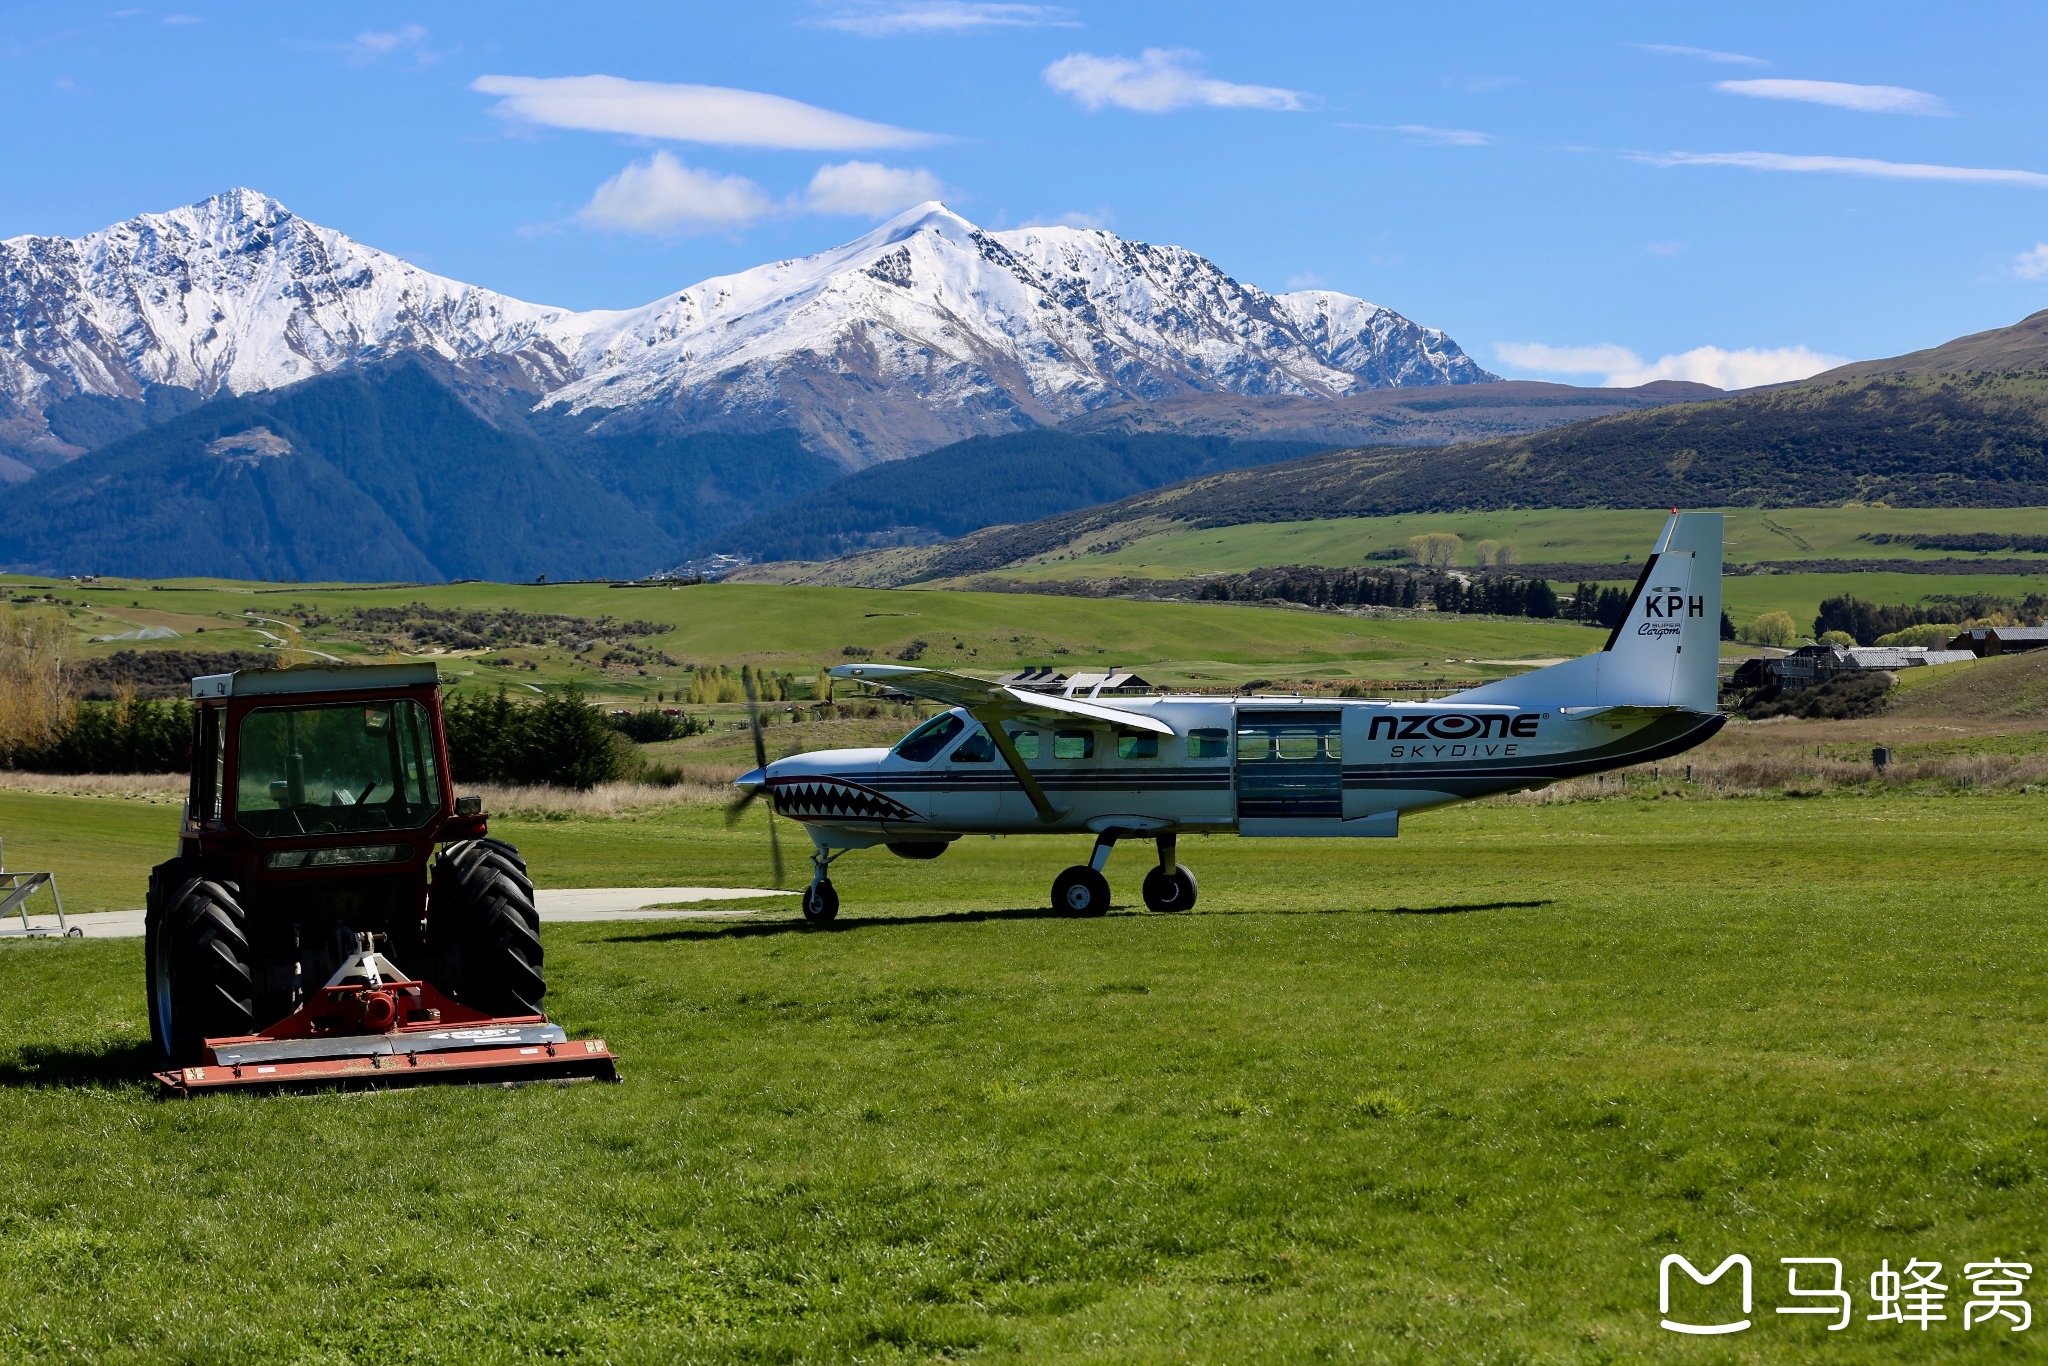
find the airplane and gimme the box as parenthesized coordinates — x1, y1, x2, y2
(731, 511, 1727, 922)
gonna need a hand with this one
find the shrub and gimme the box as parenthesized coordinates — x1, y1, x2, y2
(1874, 623, 1960, 648)
(1745, 672, 1892, 721)
(445, 683, 626, 789)
(1818, 630, 1856, 649)
(3, 696, 193, 773)
(604, 708, 702, 743)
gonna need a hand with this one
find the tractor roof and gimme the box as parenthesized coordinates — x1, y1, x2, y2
(191, 662, 438, 699)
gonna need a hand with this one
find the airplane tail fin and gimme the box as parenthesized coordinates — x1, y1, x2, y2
(1451, 511, 1724, 712)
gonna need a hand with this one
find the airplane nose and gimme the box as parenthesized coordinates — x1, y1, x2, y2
(734, 766, 765, 793)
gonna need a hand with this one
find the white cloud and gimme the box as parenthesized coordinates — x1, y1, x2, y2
(1634, 149, 2048, 187)
(1495, 341, 1847, 389)
(1391, 123, 1496, 146)
(1495, 342, 1642, 376)
(817, 2, 1075, 35)
(472, 74, 938, 150)
(805, 161, 943, 216)
(2016, 244, 2048, 280)
(1043, 49, 1305, 113)
(1628, 43, 1767, 66)
(1716, 78, 1948, 116)
(348, 23, 432, 63)
(576, 151, 774, 234)
(1020, 210, 1113, 229)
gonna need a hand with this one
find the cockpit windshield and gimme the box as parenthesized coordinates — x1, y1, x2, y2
(234, 701, 441, 837)
(893, 713, 964, 763)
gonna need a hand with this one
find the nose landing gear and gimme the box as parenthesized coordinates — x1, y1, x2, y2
(803, 847, 844, 924)
(1050, 832, 1197, 916)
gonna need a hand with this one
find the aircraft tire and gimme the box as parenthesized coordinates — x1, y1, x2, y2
(1052, 866, 1111, 917)
(1141, 864, 1199, 913)
(802, 879, 840, 923)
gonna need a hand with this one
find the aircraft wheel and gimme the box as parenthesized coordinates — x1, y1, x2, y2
(1052, 866, 1111, 917)
(1141, 864, 1199, 913)
(802, 880, 840, 923)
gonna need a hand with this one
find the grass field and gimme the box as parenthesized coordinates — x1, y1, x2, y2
(2, 784, 2046, 1361)
(995, 506, 2048, 578)
(5, 651, 2048, 1359)
(3, 575, 1607, 702)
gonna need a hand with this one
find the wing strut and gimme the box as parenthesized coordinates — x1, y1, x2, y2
(974, 708, 1061, 823)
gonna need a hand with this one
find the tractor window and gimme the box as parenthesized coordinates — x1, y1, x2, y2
(894, 713, 963, 763)
(1187, 727, 1230, 759)
(950, 729, 995, 762)
(234, 700, 442, 837)
(1053, 730, 1095, 760)
(1006, 730, 1040, 759)
(1117, 734, 1159, 760)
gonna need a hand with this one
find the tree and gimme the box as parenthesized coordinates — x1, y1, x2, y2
(1407, 533, 1461, 570)
(0, 606, 72, 764)
(1744, 611, 1798, 648)
(1819, 630, 1857, 648)
(1474, 539, 1500, 567)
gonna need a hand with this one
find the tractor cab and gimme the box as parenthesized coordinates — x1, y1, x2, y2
(147, 663, 613, 1092)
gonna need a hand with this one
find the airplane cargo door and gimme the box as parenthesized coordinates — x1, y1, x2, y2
(1236, 709, 1342, 819)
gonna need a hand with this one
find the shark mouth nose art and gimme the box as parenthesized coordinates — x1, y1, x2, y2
(771, 777, 921, 824)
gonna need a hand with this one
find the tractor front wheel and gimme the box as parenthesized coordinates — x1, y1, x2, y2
(146, 868, 255, 1067)
(432, 839, 544, 1018)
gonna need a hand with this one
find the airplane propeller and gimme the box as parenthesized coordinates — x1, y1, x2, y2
(725, 673, 785, 886)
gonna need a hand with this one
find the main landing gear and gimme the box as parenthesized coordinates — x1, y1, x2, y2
(1051, 832, 1197, 916)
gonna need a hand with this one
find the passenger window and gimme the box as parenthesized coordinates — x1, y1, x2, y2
(1187, 727, 1229, 759)
(1117, 734, 1159, 760)
(1007, 730, 1040, 759)
(1276, 732, 1320, 760)
(894, 713, 963, 762)
(1324, 734, 1342, 760)
(951, 730, 995, 762)
(1053, 729, 1095, 760)
(1237, 730, 1272, 761)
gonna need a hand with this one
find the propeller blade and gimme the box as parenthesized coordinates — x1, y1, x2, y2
(742, 673, 768, 772)
(725, 787, 759, 825)
(767, 807, 785, 886)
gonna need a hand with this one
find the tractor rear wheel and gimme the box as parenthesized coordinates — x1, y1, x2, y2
(433, 838, 544, 1017)
(146, 867, 254, 1067)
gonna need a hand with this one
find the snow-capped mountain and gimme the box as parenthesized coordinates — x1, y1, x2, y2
(1, 190, 1495, 470)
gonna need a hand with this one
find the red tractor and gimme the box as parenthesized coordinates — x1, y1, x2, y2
(146, 663, 613, 1093)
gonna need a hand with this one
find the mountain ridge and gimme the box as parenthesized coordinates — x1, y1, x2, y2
(1, 190, 1497, 471)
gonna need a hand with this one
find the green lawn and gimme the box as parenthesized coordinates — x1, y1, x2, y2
(994, 506, 2048, 578)
(1, 789, 2044, 1361)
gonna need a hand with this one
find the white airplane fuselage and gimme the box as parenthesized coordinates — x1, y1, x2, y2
(752, 694, 1724, 848)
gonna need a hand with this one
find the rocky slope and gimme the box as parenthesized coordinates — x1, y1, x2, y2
(1, 191, 1496, 474)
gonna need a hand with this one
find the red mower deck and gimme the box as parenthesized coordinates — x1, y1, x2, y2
(155, 939, 619, 1097)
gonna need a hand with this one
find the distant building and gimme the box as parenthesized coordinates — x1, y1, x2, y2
(999, 666, 1154, 696)
(996, 666, 1069, 693)
(1730, 643, 1975, 692)
(1947, 626, 2048, 656)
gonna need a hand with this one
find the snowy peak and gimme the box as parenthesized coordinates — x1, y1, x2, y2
(1, 191, 1494, 469)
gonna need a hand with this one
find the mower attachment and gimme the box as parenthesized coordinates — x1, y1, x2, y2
(156, 936, 619, 1097)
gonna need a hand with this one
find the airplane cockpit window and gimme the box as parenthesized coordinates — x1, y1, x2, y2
(1187, 727, 1229, 758)
(895, 713, 964, 762)
(950, 729, 995, 762)
(1117, 734, 1159, 759)
(1053, 729, 1095, 759)
(1007, 730, 1040, 759)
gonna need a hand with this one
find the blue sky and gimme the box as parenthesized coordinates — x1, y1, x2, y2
(5, 0, 2046, 387)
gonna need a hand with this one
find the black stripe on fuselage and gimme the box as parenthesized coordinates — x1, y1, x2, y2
(1341, 712, 1725, 793)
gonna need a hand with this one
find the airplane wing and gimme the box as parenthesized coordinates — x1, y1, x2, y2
(831, 664, 1174, 735)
